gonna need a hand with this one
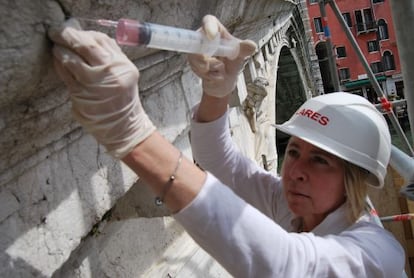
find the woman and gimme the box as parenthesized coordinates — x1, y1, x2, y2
(49, 15, 404, 277)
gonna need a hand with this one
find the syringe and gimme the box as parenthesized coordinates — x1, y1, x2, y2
(81, 18, 240, 59)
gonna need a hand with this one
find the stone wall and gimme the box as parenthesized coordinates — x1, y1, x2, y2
(0, 0, 318, 276)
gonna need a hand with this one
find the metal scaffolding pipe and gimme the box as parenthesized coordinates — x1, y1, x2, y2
(318, 0, 340, 92)
(390, 0, 414, 145)
(390, 145, 414, 200)
(327, 1, 382, 97)
(327, 0, 414, 156)
(390, 145, 414, 183)
(374, 99, 406, 110)
(380, 213, 414, 222)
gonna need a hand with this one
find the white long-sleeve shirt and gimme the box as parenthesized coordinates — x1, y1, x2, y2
(174, 109, 405, 277)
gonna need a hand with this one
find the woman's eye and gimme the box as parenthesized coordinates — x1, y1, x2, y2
(312, 156, 328, 165)
(286, 149, 299, 158)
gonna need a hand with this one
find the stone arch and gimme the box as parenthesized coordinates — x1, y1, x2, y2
(275, 45, 308, 155)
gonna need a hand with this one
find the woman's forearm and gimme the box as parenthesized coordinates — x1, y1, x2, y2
(121, 92, 229, 211)
(195, 93, 230, 123)
(122, 131, 206, 212)
(122, 92, 229, 211)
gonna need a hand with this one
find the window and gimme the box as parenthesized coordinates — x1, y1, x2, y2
(373, 0, 384, 3)
(355, 10, 362, 32)
(342, 13, 352, 27)
(355, 9, 376, 33)
(309, 0, 318, 3)
(378, 19, 389, 40)
(363, 9, 375, 29)
(383, 51, 395, 71)
(371, 61, 383, 73)
(367, 40, 379, 52)
(314, 17, 323, 33)
(338, 68, 350, 81)
(336, 46, 347, 58)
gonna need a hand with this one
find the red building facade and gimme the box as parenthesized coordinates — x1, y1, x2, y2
(307, 0, 404, 104)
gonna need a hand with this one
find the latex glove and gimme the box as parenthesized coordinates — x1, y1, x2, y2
(48, 19, 155, 158)
(188, 15, 257, 98)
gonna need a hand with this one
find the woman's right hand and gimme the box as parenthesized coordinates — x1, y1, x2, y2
(188, 15, 257, 98)
(48, 19, 155, 159)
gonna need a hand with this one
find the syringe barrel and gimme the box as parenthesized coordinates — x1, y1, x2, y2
(115, 18, 240, 59)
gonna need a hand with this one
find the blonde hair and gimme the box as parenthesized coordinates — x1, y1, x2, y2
(343, 161, 370, 222)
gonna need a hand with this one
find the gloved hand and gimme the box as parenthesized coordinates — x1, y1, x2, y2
(188, 15, 257, 98)
(48, 19, 155, 159)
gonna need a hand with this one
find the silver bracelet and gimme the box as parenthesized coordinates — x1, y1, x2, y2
(155, 151, 183, 206)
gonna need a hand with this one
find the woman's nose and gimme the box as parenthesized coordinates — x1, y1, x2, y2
(287, 158, 308, 181)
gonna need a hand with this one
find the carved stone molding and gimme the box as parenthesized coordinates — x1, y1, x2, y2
(243, 76, 270, 132)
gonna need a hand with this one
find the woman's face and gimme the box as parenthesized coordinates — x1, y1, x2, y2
(281, 137, 346, 222)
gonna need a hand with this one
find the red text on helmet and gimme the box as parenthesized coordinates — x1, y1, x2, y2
(296, 109, 329, 126)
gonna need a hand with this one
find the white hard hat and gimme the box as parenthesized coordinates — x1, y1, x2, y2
(274, 92, 391, 188)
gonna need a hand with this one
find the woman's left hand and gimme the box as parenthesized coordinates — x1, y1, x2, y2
(188, 15, 257, 98)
